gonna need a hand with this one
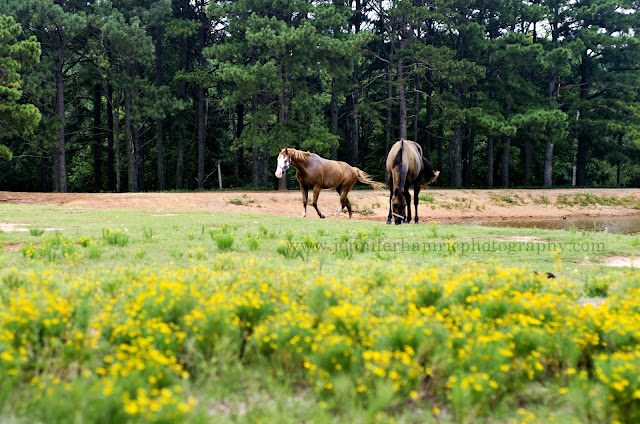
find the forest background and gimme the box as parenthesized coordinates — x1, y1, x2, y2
(0, 0, 639, 193)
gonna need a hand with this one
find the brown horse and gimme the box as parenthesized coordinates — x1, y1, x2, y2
(386, 140, 439, 225)
(275, 148, 384, 219)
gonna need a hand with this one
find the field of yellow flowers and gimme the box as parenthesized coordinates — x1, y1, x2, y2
(1, 206, 640, 423)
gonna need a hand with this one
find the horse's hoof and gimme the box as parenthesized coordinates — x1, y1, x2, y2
(320, 215, 325, 219)
(386, 220, 392, 225)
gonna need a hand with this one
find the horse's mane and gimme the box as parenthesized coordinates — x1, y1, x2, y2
(287, 149, 311, 161)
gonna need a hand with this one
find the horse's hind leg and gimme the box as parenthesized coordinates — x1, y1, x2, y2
(300, 185, 309, 218)
(344, 197, 352, 219)
(333, 185, 344, 219)
(339, 180, 356, 219)
(413, 184, 420, 223)
(336, 193, 352, 219)
(312, 186, 325, 218)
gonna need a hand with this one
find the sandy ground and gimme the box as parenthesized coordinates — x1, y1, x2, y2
(0, 188, 639, 222)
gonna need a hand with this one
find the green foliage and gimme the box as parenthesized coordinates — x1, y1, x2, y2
(215, 234, 234, 251)
(28, 227, 44, 236)
(102, 228, 130, 247)
(583, 277, 610, 298)
(0, 15, 41, 158)
(1, 0, 639, 191)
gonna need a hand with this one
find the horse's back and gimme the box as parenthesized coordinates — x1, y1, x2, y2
(386, 140, 423, 180)
(302, 153, 354, 189)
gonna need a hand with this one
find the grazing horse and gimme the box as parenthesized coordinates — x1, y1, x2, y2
(275, 148, 384, 219)
(386, 140, 439, 225)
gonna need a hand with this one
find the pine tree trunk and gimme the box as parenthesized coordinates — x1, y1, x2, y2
(52, 146, 59, 192)
(543, 71, 556, 189)
(40, 148, 47, 191)
(92, 82, 102, 192)
(398, 54, 407, 140)
(351, 0, 361, 166)
(261, 147, 268, 188)
(277, 62, 287, 191)
(576, 50, 589, 187)
(524, 140, 532, 185)
(487, 135, 494, 188)
(413, 72, 419, 143)
(466, 127, 474, 187)
(501, 136, 510, 188)
(197, 5, 206, 189)
(616, 133, 623, 187)
(449, 121, 463, 188)
(176, 0, 189, 190)
(234, 104, 245, 187)
(425, 16, 435, 155)
(137, 122, 145, 192)
(156, 120, 164, 190)
(155, 25, 165, 190)
(125, 61, 137, 192)
(385, 60, 393, 183)
(54, 33, 67, 192)
(437, 123, 442, 185)
(237, 106, 245, 180)
(252, 147, 259, 187)
(543, 139, 553, 188)
(449, 83, 463, 188)
(251, 94, 259, 187)
(461, 129, 468, 185)
(197, 82, 206, 189)
(425, 75, 432, 155)
(351, 85, 359, 166)
(501, 100, 512, 188)
(125, 86, 133, 192)
(330, 77, 338, 160)
(106, 82, 115, 191)
(115, 90, 121, 193)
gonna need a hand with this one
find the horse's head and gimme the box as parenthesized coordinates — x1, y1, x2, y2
(392, 187, 406, 225)
(275, 148, 292, 179)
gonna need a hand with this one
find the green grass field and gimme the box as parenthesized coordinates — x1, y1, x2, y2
(1, 204, 640, 423)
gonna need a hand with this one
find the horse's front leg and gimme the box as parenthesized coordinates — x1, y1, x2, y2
(404, 190, 411, 223)
(300, 185, 309, 218)
(413, 184, 420, 224)
(386, 177, 393, 225)
(312, 186, 325, 218)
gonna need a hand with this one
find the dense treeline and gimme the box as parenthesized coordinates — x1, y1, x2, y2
(0, 0, 639, 193)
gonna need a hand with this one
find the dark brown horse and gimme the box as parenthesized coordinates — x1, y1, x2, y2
(275, 148, 384, 219)
(386, 140, 439, 225)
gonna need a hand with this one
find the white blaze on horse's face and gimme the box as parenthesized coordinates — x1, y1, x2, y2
(275, 153, 290, 179)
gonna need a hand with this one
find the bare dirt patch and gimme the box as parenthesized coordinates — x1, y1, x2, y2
(0, 223, 63, 232)
(603, 255, 640, 268)
(577, 298, 608, 307)
(3, 242, 22, 252)
(0, 188, 638, 222)
(496, 236, 545, 243)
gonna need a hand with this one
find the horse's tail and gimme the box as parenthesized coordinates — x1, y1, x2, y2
(355, 168, 386, 190)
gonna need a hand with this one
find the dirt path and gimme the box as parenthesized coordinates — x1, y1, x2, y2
(0, 189, 638, 222)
